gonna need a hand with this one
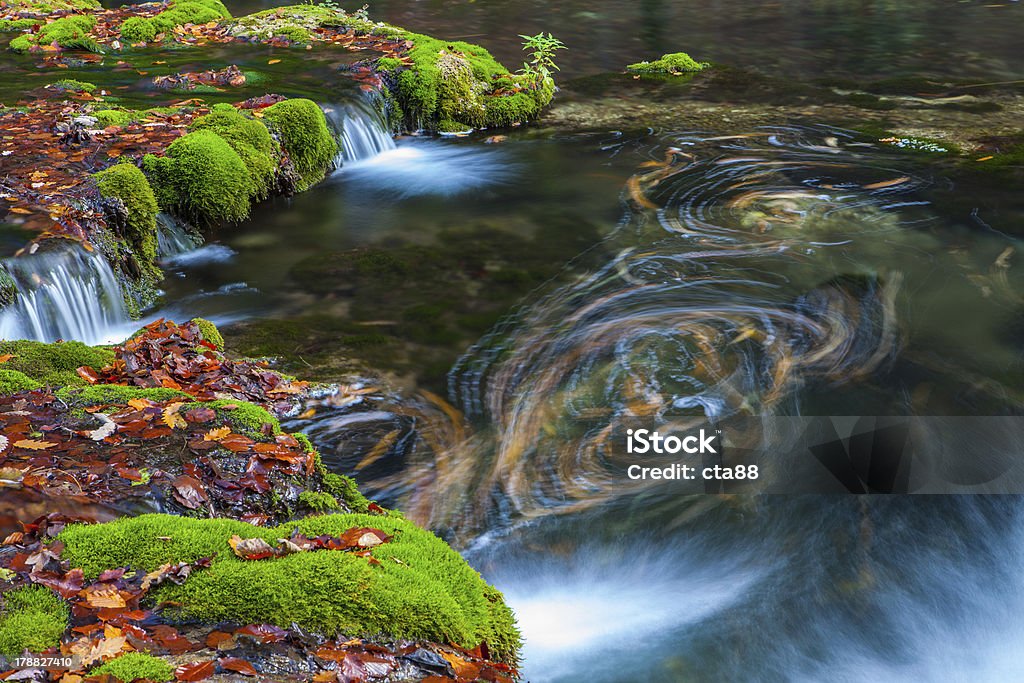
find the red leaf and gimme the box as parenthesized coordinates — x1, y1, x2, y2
(175, 659, 216, 681)
(218, 657, 257, 676)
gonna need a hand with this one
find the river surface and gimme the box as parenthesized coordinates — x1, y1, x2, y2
(5, 2, 1024, 680)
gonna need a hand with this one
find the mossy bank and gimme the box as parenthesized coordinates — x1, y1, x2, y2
(60, 513, 521, 662)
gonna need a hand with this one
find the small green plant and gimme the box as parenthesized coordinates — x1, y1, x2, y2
(518, 32, 566, 82)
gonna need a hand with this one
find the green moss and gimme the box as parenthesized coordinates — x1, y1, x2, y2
(322, 472, 371, 513)
(4, 0, 99, 10)
(95, 163, 160, 270)
(189, 317, 224, 350)
(180, 398, 281, 439)
(376, 57, 403, 72)
(55, 384, 190, 407)
(50, 79, 96, 93)
(273, 25, 311, 43)
(294, 431, 315, 454)
(142, 129, 255, 225)
(0, 266, 17, 307)
(11, 15, 99, 53)
(93, 109, 134, 128)
(189, 105, 277, 200)
(119, 0, 230, 45)
(298, 490, 339, 512)
(0, 586, 69, 659)
(627, 52, 709, 74)
(119, 16, 157, 43)
(0, 340, 114, 387)
(89, 652, 174, 683)
(0, 369, 42, 394)
(0, 18, 40, 33)
(60, 513, 521, 663)
(261, 99, 337, 191)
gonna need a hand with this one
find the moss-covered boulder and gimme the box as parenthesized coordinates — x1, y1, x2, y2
(189, 104, 278, 200)
(261, 98, 337, 191)
(0, 585, 70, 659)
(60, 513, 521, 662)
(119, 0, 230, 45)
(95, 163, 160, 273)
(0, 339, 114, 387)
(10, 14, 99, 53)
(143, 129, 256, 225)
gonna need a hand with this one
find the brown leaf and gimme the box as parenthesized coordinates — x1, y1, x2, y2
(83, 584, 127, 609)
(14, 438, 58, 450)
(228, 535, 277, 560)
(218, 658, 257, 676)
(172, 475, 208, 509)
(175, 660, 216, 682)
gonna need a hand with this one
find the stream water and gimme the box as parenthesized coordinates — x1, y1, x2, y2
(3, 2, 1024, 679)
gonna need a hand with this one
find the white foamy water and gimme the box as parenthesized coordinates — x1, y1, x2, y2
(0, 245, 129, 344)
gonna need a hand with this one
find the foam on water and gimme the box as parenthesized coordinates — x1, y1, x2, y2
(0, 245, 129, 344)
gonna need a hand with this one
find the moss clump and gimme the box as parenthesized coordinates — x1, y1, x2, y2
(262, 99, 337, 191)
(119, 16, 157, 43)
(143, 129, 255, 225)
(95, 163, 160, 271)
(4, 0, 99, 10)
(0, 586, 69, 659)
(0, 18, 40, 32)
(180, 398, 281, 439)
(0, 369, 42, 394)
(189, 105, 277, 200)
(298, 490, 339, 512)
(60, 513, 521, 663)
(190, 317, 224, 350)
(10, 15, 99, 53)
(322, 472, 371, 513)
(93, 109, 134, 128)
(50, 79, 96, 93)
(627, 52, 709, 74)
(89, 652, 174, 683)
(0, 340, 114, 387)
(119, 0, 231, 44)
(54, 384, 190, 407)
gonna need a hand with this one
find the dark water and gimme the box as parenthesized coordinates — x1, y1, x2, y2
(98, 0, 1024, 83)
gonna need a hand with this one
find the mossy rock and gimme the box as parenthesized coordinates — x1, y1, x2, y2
(627, 52, 709, 74)
(119, 0, 231, 44)
(0, 266, 17, 307)
(95, 163, 160, 271)
(89, 652, 174, 683)
(0, 340, 114, 388)
(10, 15, 99, 53)
(0, 585, 69, 659)
(179, 398, 281, 440)
(190, 316, 224, 350)
(60, 513, 521, 663)
(261, 98, 337, 191)
(143, 129, 256, 225)
(54, 384, 190, 407)
(189, 105, 277, 200)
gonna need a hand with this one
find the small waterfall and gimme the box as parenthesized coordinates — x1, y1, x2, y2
(156, 212, 202, 259)
(0, 245, 129, 345)
(322, 102, 396, 163)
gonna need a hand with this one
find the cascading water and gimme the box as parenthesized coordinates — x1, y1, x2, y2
(321, 102, 396, 164)
(156, 212, 202, 259)
(0, 244, 129, 344)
